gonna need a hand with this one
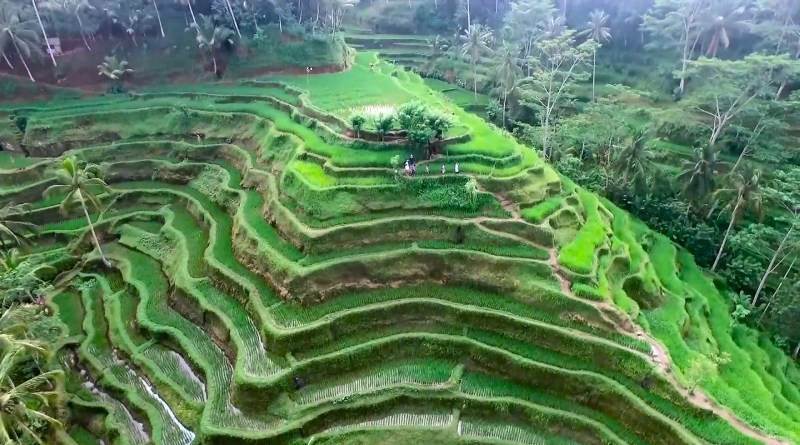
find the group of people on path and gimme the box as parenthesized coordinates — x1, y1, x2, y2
(403, 154, 459, 176)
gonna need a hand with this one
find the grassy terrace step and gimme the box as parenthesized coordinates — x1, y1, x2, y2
(65, 372, 150, 445)
(86, 272, 207, 410)
(106, 244, 280, 438)
(105, 177, 632, 349)
(75, 277, 196, 445)
(646, 236, 800, 443)
(116, 214, 285, 382)
(95, 168, 644, 356)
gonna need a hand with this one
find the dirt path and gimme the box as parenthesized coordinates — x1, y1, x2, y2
(544, 249, 791, 445)
(473, 181, 790, 444)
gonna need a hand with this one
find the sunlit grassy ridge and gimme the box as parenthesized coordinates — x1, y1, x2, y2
(1, 52, 797, 445)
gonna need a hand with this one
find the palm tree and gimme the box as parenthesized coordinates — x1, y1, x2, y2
(192, 14, 235, 77)
(677, 145, 720, 207)
(581, 9, 612, 102)
(0, 3, 42, 83)
(460, 24, 493, 99)
(495, 43, 520, 128)
(350, 114, 366, 138)
(41, 0, 94, 51)
(702, 3, 750, 58)
(0, 203, 37, 249)
(30, 0, 56, 67)
(374, 114, 394, 141)
(425, 35, 448, 72)
(612, 128, 655, 193)
(97, 55, 133, 93)
(711, 168, 763, 271)
(44, 157, 112, 266)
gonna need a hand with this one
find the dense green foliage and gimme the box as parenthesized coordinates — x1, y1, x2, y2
(1, 1, 800, 444)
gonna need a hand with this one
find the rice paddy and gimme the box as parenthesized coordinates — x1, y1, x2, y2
(2, 50, 798, 445)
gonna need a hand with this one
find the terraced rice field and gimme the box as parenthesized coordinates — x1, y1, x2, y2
(3, 52, 799, 445)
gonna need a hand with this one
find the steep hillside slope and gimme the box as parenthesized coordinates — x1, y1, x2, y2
(1, 51, 798, 445)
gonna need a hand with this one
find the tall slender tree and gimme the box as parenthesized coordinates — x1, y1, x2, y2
(701, 1, 750, 58)
(711, 168, 763, 271)
(495, 43, 520, 127)
(30, 0, 55, 67)
(643, 0, 706, 95)
(44, 157, 112, 267)
(460, 23, 493, 99)
(581, 9, 612, 102)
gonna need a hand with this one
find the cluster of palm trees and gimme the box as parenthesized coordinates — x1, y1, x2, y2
(445, 7, 612, 129)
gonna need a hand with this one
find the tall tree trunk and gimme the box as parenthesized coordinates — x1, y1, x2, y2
(752, 225, 794, 306)
(592, 48, 597, 102)
(776, 80, 787, 100)
(212, 55, 218, 75)
(2, 52, 14, 69)
(187, 0, 198, 28)
(299, 0, 303, 24)
(466, 0, 471, 28)
(794, 341, 800, 360)
(502, 89, 507, 128)
(711, 196, 742, 272)
(77, 190, 109, 266)
(75, 13, 92, 51)
(473, 62, 477, 99)
(9, 33, 35, 83)
(152, 0, 166, 37)
(225, 0, 242, 38)
(542, 111, 551, 160)
(31, 0, 57, 67)
(758, 257, 796, 324)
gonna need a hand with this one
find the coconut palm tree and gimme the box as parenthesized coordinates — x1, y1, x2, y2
(40, 0, 94, 51)
(0, 203, 37, 249)
(711, 168, 763, 271)
(702, 2, 750, 58)
(0, 3, 42, 83)
(97, 55, 133, 93)
(581, 9, 612, 102)
(677, 145, 720, 208)
(192, 14, 235, 77)
(460, 24, 493, 99)
(495, 43, 520, 127)
(44, 157, 112, 266)
(612, 128, 655, 194)
(29, 0, 55, 67)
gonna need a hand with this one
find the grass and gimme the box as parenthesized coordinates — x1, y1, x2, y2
(6, 44, 797, 445)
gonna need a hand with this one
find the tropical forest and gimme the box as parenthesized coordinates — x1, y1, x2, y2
(0, 0, 799, 444)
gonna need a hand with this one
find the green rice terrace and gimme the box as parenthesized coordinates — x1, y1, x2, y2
(1, 1, 800, 445)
